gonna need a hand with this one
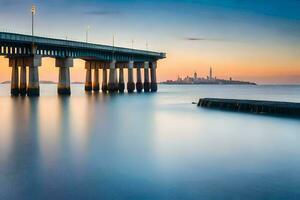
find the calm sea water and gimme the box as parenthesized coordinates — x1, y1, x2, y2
(0, 84, 300, 200)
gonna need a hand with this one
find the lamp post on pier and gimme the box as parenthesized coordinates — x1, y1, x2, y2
(31, 5, 36, 37)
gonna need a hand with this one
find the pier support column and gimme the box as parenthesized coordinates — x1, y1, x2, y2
(108, 60, 118, 92)
(56, 58, 73, 95)
(85, 61, 92, 91)
(19, 59, 27, 96)
(150, 61, 158, 92)
(26, 55, 42, 96)
(9, 58, 19, 96)
(102, 63, 108, 93)
(144, 61, 150, 92)
(93, 62, 100, 92)
(118, 64, 125, 93)
(136, 65, 143, 93)
(127, 61, 135, 93)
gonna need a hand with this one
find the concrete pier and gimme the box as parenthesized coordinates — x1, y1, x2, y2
(27, 56, 42, 96)
(136, 65, 143, 93)
(127, 61, 135, 93)
(56, 58, 73, 95)
(9, 58, 19, 96)
(118, 65, 125, 93)
(85, 62, 92, 92)
(102, 65, 108, 93)
(108, 60, 118, 92)
(93, 63, 100, 92)
(19, 61, 27, 96)
(28, 67, 40, 96)
(58, 67, 71, 95)
(198, 98, 300, 116)
(143, 62, 150, 92)
(114, 63, 118, 90)
(1, 31, 165, 96)
(150, 61, 157, 92)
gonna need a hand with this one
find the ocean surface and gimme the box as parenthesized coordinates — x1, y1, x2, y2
(0, 84, 300, 200)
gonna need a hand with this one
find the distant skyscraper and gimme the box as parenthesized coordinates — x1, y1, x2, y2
(194, 72, 197, 79)
(209, 67, 212, 80)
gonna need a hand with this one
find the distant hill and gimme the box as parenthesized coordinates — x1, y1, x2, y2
(1, 80, 57, 84)
(1, 80, 84, 84)
(40, 81, 56, 84)
(71, 81, 84, 84)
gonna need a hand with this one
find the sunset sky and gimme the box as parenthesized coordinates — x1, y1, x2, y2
(0, 0, 299, 84)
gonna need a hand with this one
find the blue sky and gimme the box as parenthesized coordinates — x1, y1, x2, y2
(1, 0, 299, 45)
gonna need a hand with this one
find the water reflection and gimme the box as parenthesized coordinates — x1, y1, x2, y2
(0, 85, 300, 199)
(0, 97, 41, 199)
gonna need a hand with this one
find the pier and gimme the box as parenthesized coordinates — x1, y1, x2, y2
(198, 98, 300, 116)
(0, 32, 166, 96)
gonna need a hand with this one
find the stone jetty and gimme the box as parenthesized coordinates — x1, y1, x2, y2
(198, 98, 300, 116)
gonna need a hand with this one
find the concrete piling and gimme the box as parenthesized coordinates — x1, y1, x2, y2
(27, 55, 42, 96)
(27, 67, 40, 96)
(9, 58, 19, 96)
(127, 61, 135, 93)
(136, 66, 143, 93)
(108, 60, 118, 92)
(150, 61, 157, 92)
(118, 66, 125, 93)
(56, 58, 73, 95)
(85, 62, 92, 92)
(58, 67, 71, 95)
(19, 63, 27, 96)
(93, 67, 100, 92)
(102, 65, 108, 93)
(7, 56, 159, 96)
(143, 61, 150, 92)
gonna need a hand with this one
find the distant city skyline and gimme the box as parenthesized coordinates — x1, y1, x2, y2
(0, 0, 299, 84)
(174, 67, 242, 82)
(177, 67, 218, 81)
(164, 66, 256, 85)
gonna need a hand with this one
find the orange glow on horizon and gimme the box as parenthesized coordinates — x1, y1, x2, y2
(0, 52, 299, 84)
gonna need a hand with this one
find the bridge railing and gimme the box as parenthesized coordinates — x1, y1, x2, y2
(0, 28, 82, 43)
(0, 31, 166, 58)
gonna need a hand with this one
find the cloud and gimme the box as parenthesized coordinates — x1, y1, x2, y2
(83, 10, 121, 16)
(183, 37, 226, 41)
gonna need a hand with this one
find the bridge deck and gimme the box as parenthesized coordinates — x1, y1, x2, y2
(0, 32, 166, 60)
